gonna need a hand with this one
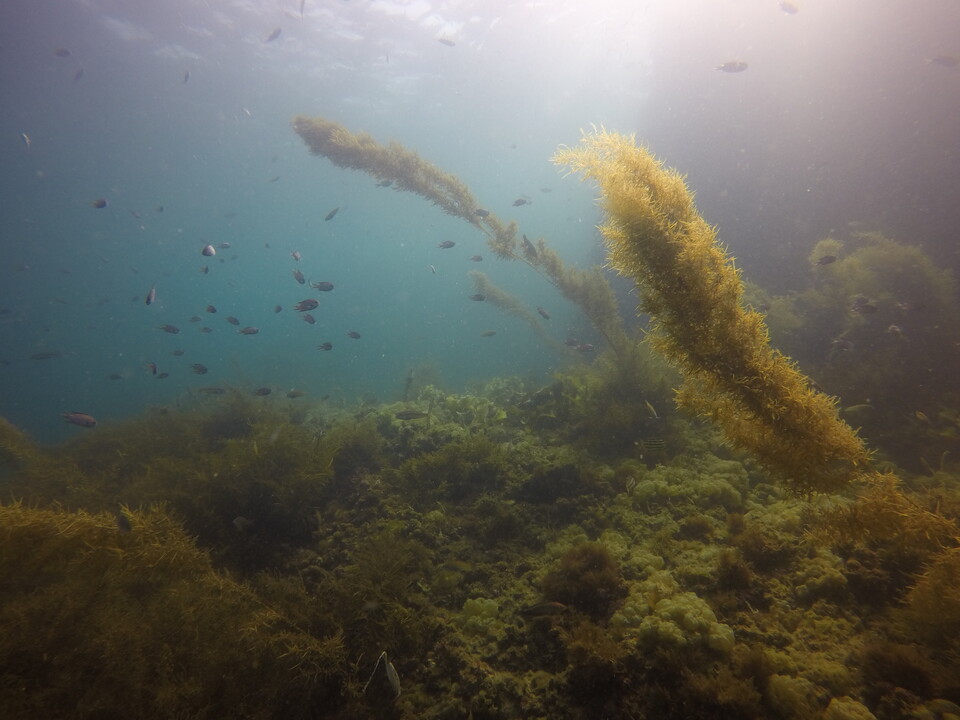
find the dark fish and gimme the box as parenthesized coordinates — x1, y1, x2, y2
(641, 439, 666, 453)
(311, 281, 334, 292)
(274, 305, 283, 313)
(480, 330, 496, 337)
(238, 326, 259, 335)
(183, 70, 190, 84)
(218, 242, 231, 249)
(226, 316, 240, 325)
(317, 342, 333, 351)
(200, 265, 209, 274)
(189, 316, 202, 323)
(469, 255, 483, 262)
(205, 305, 217, 313)
(200, 327, 213, 333)
(564, 337, 580, 347)
(522, 234, 538, 258)
(536, 306, 550, 320)
(293, 269, 306, 285)
(291, 251, 302, 262)
(265, 27, 282, 43)
(815, 255, 837, 265)
(851, 303, 877, 314)
(324, 207, 339, 221)
(201, 244, 216, 256)
(156, 372, 169, 379)
(519, 601, 569, 617)
(155, 205, 164, 212)
(109, 373, 123, 380)
(474, 208, 489, 217)
(716, 61, 749, 73)
(512, 197, 529, 207)
(928, 55, 959, 68)
(191, 363, 208, 375)
(159, 324, 180, 334)
(438, 38, 455, 47)
(438, 240, 456, 249)
(196, 386, 226, 395)
(469, 294, 486, 302)
(54, 48, 72, 57)
(576, 343, 595, 352)
(302, 313, 316, 324)
(395, 410, 428, 420)
(375, 180, 393, 187)
(779, 1, 799, 14)
(286, 389, 306, 398)
(147, 362, 158, 375)
(62, 411, 97, 428)
(295, 298, 319, 312)
(115, 511, 132, 533)
(30, 351, 62, 360)
(172, 349, 185, 356)
(72, 68, 84, 83)
(91, 198, 107, 209)
(253, 387, 272, 396)
(346, 330, 361, 339)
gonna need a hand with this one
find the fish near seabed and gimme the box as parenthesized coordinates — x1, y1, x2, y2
(62, 411, 97, 428)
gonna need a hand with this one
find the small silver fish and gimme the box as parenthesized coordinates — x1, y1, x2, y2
(716, 61, 748, 73)
(145, 285, 156, 305)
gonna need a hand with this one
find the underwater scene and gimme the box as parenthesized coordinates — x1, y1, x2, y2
(2, 0, 960, 718)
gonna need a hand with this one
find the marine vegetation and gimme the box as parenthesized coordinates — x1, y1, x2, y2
(292, 115, 637, 365)
(553, 128, 870, 495)
(3, 124, 960, 720)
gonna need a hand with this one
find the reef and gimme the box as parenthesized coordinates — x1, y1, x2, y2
(3, 124, 960, 719)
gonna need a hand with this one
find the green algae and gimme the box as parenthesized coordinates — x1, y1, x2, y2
(2, 369, 958, 719)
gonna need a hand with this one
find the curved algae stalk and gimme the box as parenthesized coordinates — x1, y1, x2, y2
(468, 271, 564, 352)
(291, 115, 632, 361)
(553, 129, 870, 494)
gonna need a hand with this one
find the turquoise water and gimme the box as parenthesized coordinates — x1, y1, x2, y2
(2, 0, 958, 444)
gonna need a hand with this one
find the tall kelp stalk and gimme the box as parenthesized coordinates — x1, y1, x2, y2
(553, 129, 871, 495)
(291, 115, 632, 362)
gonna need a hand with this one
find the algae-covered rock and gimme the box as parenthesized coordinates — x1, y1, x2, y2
(822, 696, 878, 720)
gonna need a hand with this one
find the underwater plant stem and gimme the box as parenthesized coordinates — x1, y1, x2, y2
(554, 129, 871, 493)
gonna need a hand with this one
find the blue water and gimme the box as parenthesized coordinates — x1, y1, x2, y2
(2, 0, 958, 444)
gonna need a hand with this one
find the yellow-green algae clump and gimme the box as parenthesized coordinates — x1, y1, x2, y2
(0, 501, 345, 719)
(554, 129, 870, 495)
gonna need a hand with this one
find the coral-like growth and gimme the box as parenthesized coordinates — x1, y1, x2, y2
(553, 129, 871, 494)
(542, 542, 627, 619)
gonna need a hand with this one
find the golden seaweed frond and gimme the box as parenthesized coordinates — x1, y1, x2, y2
(555, 129, 871, 493)
(294, 114, 637, 366)
(292, 115, 482, 226)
